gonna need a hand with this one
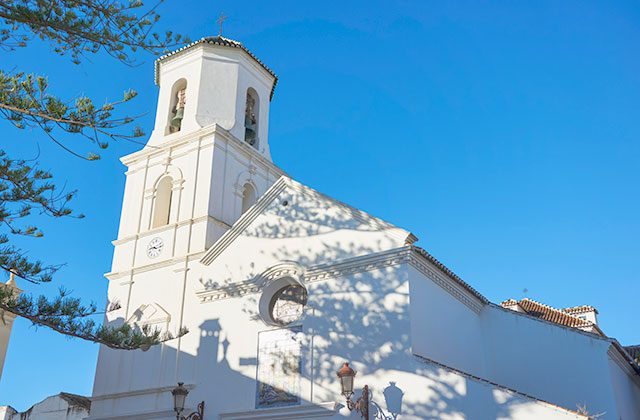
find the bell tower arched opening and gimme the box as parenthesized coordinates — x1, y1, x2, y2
(241, 182, 257, 214)
(166, 79, 187, 135)
(244, 88, 259, 148)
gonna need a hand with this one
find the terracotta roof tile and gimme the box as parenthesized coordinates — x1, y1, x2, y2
(501, 298, 598, 331)
(563, 305, 598, 315)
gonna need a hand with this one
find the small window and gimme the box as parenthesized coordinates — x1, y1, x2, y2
(241, 182, 257, 214)
(244, 88, 259, 147)
(269, 284, 308, 326)
(152, 176, 173, 228)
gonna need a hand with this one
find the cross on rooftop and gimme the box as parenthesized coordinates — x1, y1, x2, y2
(217, 13, 228, 36)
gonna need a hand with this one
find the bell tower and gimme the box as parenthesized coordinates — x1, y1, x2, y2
(149, 37, 277, 159)
(92, 36, 285, 416)
(102, 36, 284, 320)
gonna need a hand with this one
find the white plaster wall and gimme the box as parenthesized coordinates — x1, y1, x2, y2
(110, 126, 284, 276)
(480, 305, 621, 417)
(408, 264, 485, 377)
(90, 175, 601, 420)
(608, 356, 640, 420)
(91, 260, 587, 420)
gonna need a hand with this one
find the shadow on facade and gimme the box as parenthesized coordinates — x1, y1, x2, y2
(194, 195, 543, 418)
(95, 192, 562, 419)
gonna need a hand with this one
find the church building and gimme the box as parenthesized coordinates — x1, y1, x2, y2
(59, 36, 640, 419)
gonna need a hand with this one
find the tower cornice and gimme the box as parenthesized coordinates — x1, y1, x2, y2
(120, 124, 286, 179)
(154, 36, 278, 99)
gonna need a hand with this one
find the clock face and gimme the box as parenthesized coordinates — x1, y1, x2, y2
(147, 237, 164, 259)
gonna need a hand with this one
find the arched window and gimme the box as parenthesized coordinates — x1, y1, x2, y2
(167, 79, 187, 135)
(152, 176, 173, 228)
(241, 183, 257, 214)
(244, 88, 259, 148)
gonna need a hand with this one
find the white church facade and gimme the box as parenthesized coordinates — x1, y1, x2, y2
(3, 36, 640, 419)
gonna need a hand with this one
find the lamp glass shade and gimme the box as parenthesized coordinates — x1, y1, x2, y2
(340, 375, 354, 397)
(337, 362, 356, 397)
(172, 382, 189, 413)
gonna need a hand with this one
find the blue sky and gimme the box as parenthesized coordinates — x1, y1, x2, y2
(1, 0, 639, 411)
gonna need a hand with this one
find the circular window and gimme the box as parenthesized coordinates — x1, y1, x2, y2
(268, 284, 307, 325)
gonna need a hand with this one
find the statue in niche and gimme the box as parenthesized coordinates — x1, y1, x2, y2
(244, 95, 257, 146)
(169, 88, 186, 133)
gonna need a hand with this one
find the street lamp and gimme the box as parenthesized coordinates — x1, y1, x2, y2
(171, 382, 205, 420)
(337, 362, 369, 419)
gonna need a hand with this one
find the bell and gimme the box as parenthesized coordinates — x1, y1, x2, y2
(170, 107, 184, 130)
(245, 127, 256, 145)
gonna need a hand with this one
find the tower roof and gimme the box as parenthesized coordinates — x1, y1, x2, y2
(154, 36, 278, 99)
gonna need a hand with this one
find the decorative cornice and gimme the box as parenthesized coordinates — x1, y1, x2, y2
(154, 36, 278, 100)
(120, 125, 284, 177)
(105, 250, 208, 280)
(407, 249, 486, 313)
(197, 247, 485, 314)
(120, 126, 215, 166)
(197, 261, 304, 303)
(219, 402, 338, 419)
(91, 383, 195, 402)
(86, 409, 176, 420)
(305, 248, 411, 284)
(112, 215, 230, 246)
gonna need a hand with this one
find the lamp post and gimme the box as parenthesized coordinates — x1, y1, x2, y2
(337, 362, 369, 419)
(171, 382, 205, 420)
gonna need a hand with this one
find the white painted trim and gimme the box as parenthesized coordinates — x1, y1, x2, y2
(104, 250, 208, 280)
(200, 177, 289, 265)
(219, 402, 338, 419)
(86, 409, 175, 420)
(197, 246, 486, 314)
(112, 215, 230, 245)
(121, 125, 283, 180)
(407, 250, 485, 313)
(91, 383, 195, 401)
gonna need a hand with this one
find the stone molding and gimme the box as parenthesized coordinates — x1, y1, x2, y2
(200, 177, 289, 265)
(200, 177, 415, 266)
(105, 250, 207, 281)
(86, 409, 176, 420)
(406, 250, 485, 313)
(608, 345, 640, 387)
(120, 125, 283, 180)
(219, 402, 338, 419)
(91, 383, 195, 402)
(196, 247, 486, 314)
(112, 215, 229, 246)
(196, 261, 304, 304)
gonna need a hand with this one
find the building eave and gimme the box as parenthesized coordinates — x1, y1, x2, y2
(154, 36, 278, 100)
